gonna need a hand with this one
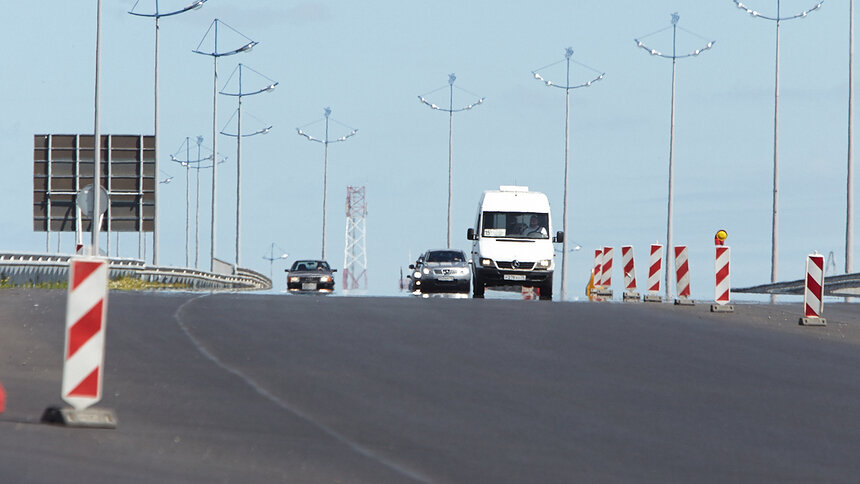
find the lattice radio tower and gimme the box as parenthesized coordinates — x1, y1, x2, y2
(343, 186, 368, 290)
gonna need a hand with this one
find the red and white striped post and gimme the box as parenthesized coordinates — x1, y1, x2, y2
(621, 245, 640, 302)
(800, 253, 827, 326)
(711, 246, 734, 312)
(591, 249, 602, 294)
(674, 245, 694, 305)
(46, 257, 117, 428)
(644, 244, 663, 303)
(596, 246, 614, 297)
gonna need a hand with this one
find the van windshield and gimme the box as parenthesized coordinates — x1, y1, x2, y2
(481, 212, 549, 239)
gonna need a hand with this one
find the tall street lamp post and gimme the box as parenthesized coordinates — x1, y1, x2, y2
(193, 19, 257, 271)
(297, 108, 358, 260)
(220, 63, 277, 268)
(419, 74, 485, 248)
(635, 12, 715, 300)
(532, 48, 605, 301)
(733, 0, 823, 286)
(129, 0, 207, 265)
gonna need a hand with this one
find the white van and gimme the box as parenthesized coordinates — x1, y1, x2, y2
(466, 186, 563, 300)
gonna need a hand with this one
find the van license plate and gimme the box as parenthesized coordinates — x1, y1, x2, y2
(438, 276, 454, 281)
(503, 274, 526, 281)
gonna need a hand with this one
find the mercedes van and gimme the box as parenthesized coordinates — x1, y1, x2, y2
(466, 186, 563, 300)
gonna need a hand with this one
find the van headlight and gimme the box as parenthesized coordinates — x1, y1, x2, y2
(422, 267, 431, 275)
(480, 258, 493, 267)
(538, 259, 551, 268)
(413, 271, 422, 279)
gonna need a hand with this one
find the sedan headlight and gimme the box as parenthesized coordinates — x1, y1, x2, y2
(537, 259, 551, 268)
(289, 276, 300, 283)
(319, 275, 332, 283)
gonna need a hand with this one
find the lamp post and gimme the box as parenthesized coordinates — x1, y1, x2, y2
(733, 0, 823, 286)
(419, 74, 484, 249)
(297, 108, 358, 260)
(532, 48, 605, 301)
(263, 242, 289, 283)
(220, 63, 277, 268)
(193, 18, 257, 272)
(849, 0, 855, 274)
(92, 0, 102, 257)
(170, 136, 211, 267)
(129, 0, 207, 266)
(635, 12, 715, 300)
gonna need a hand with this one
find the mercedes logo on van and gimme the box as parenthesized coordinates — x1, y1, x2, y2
(511, 259, 521, 269)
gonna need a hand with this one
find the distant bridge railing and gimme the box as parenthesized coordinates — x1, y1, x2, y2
(735, 272, 860, 297)
(0, 252, 271, 291)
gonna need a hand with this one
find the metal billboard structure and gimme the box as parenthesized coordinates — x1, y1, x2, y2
(33, 134, 155, 253)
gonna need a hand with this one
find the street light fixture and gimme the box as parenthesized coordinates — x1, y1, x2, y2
(263, 242, 289, 283)
(297, 108, 358, 260)
(219, 63, 277, 268)
(635, 12, 715, 300)
(193, 18, 258, 272)
(418, 74, 485, 248)
(129, 0, 208, 266)
(732, 0, 823, 286)
(532, 47, 605, 301)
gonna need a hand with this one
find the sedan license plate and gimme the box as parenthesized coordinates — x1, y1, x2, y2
(302, 282, 317, 290)
(438, 276, 454, 281)
(503, 274, 527, 281)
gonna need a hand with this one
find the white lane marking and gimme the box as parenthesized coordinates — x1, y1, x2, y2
(174, 295, 431, 483)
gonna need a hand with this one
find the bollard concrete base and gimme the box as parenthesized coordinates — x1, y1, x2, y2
(622, 291, 640, 302)
(799, 317, 827, 327)
(710, 304, 734, 313)
(41, 406, 118, 429)
(643, 294, 662, 303)
(674, 297, 695, 306)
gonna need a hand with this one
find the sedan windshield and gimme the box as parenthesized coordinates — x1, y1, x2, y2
(426, 250, 466, 263)
(292, 260, 331, 271)
(481, 212, 549, 239)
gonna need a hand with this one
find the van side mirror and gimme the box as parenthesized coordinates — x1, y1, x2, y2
(467, 228, 476, 240)
(409, 264, 414, 270)
(554, 231, 564, 243)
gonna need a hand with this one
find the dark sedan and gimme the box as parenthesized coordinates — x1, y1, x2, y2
(286, 260, 337, 293)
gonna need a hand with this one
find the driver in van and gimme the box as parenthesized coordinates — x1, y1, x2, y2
(523, 215, 548, 238)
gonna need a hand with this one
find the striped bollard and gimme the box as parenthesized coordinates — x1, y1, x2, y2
(673, 246, 694, 306)
(621, 246, 640, 302)
(711, 246, 734, 313)
(43, 257, 117, 428)
(800, 253, 827, 326)
(597, 247, 614, 297)
(644, 244, 663, 303)
(590, 249, 602, 295)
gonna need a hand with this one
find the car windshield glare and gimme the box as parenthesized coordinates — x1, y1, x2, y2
(426, 250, 466, 263)
(481, 212, 549, 239)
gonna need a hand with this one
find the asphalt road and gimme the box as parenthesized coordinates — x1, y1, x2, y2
(1, 289, 858, 483)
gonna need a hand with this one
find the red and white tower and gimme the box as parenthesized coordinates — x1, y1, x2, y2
(343, 186, 368, 291)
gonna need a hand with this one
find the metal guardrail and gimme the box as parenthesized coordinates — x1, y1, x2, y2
(735, 272, 860, 297)
(0, 252, 271, 291)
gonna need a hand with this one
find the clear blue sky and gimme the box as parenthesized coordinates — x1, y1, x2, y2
(2, 1, 854, 300)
